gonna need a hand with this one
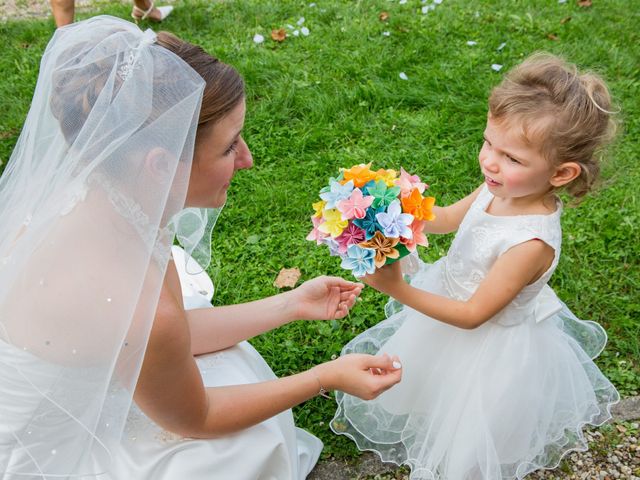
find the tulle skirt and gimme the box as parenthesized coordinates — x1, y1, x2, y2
(331, 260, 619, 480)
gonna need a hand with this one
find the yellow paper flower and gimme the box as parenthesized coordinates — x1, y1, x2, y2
(401, 188, 436, 221)
(318, 208, 348, 238)
(341, 163, 377, 188)
(374, 168, 398, 187)
(358, 231, 400, 268)
(312, 200, 327, 218)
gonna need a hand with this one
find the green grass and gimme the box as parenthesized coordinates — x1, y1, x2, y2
(1, 0, 639, 459)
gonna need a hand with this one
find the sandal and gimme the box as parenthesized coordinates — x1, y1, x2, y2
(131, 0, 173, 23)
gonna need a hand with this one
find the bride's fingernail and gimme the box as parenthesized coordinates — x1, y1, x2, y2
(392, 361, 402, 369)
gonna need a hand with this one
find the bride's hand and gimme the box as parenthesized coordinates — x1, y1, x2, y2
(314, 353, 403, 400)
(289, 276, 363, 320)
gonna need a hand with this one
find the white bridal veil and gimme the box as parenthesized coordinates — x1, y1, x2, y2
(0, 16, 216, 476)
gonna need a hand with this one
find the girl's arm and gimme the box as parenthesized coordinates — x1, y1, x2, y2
(363, 239, 554, 329)
(135, 295, 401, 438)
(186, 276, 363, 355)
(424, 184, 484, 234)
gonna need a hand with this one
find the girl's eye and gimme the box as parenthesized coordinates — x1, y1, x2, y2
(224, 140, 239, 156)
(508, 156, 521, 164)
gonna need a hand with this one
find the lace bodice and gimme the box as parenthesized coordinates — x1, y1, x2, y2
(441, 185, 563, 326)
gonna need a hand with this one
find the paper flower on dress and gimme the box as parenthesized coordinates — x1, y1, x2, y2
(337, 188, 374, 220)
(318, 208, 348, 238)
(341, 244, 376, 277)
(307, 164, 435, 277)
(358, 231, 400, 268)
(352, 205, 385, 240)
(400, 220, 428, 252)
(320, 179, 354, 209)
(367, 180, 402, 209)
(401, 188, 436, 221)
(376, 200, 414, 239)
(335, 223, 366, 253)
(341, 163, 377, 188)
(396, 167, 427, 197)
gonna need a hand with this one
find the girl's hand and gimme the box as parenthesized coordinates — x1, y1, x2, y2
(315, 353, 402, 400)
(362, 261, 405, 297)
(289, 276, 363, 320)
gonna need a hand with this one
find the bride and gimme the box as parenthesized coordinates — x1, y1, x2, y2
(0, 16, 402, 479)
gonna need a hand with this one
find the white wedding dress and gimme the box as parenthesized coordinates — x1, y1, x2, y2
(101, 246, 323, 479)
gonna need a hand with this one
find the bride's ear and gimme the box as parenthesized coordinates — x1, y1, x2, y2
(144, 148, 172, 183)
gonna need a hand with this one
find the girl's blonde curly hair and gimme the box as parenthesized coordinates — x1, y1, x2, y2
(488, 53, 617, 200)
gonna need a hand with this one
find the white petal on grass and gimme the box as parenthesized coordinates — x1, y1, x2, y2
(293, 30, 300, 36)
(286, 24, 294, 29)
(297, 17, 305, 25)
(466, 40, 477, 46)
(422, 6, 429, 13)
(301, 26, 310, 36)
(399, 0, 407, 4)
(383, 31, 391, 36)
(558, 0, 567, 3)
(491, 64, 503, 72)
(253, 34, 264, 44)
(434, 0, 443, 4)
(309, 2, 316, 6)
(497, 42, 507, 51)
(399, 72, 409, 80)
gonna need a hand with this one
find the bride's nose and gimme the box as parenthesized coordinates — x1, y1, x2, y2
(234, 137, 253, 170)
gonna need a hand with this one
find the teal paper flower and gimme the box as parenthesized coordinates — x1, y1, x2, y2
(367, 180, 401, 208)
(352, 205, 385, 240)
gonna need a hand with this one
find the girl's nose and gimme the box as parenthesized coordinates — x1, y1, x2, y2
(235, 137, 253, 170)
(481, 152, 499, 173)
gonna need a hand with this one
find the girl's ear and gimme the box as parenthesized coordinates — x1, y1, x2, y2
(550, 162, 581, 187)
(144, 147, 171, 183)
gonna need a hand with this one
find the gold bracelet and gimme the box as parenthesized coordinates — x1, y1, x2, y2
(312, 371, 331, 399)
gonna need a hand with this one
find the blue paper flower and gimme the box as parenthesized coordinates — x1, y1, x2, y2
(320, 179, 354, 209)
(341, 244, 376, 278)
(353, 205, 386, 240)
(376, 199, 414, 239)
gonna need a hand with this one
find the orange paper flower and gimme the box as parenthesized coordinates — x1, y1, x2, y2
(341, 163, 377, 188)
(401, 188, 436, 221)
(358, 231, 400, 268)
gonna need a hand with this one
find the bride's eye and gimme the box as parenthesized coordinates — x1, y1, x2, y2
(224, 140, 239, 156)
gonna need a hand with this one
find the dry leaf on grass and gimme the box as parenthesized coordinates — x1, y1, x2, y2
(379, 11, 389, 21)
(273, 268, 301, 289)
(271, 28, 287, 42)
(560, 16, 572, 24)
(547, 33, 559, 41)
(577, 0, 592, 7)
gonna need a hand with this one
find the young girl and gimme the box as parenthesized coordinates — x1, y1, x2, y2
(331, 53, 620, 479)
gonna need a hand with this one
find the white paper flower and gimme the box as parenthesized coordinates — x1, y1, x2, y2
(399, 72, 409, 80)
(253, 34, 264, 44)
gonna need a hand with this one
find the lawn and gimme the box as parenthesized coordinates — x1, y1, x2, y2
(1, 0, 638, 459)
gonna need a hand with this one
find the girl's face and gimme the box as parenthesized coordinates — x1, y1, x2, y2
(479, 116, 557, 203)
(185, 100, 253, 208)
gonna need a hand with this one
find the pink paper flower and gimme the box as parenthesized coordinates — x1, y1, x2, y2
(395, 167, 427, 198)
(306, 216, 328, 245)
(337, 188, 374, 220)
(335, 222, 366, 253)
(400, 220, 428, 252)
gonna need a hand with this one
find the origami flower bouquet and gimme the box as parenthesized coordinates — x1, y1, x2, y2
(307, 163, 436, 277)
